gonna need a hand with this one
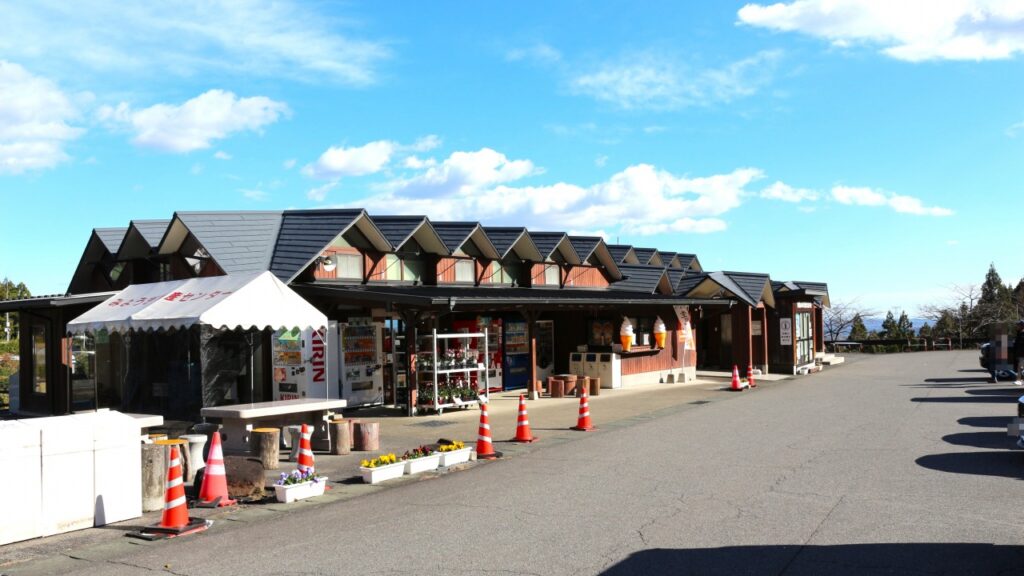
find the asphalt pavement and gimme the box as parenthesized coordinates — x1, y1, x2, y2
(7, 350, 1024, 575)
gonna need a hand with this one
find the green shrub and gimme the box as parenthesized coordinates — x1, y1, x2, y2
(0, 340, 17, 355)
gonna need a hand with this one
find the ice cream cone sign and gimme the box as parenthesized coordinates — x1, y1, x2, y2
(620, 318, 635, 352)
(653, 317, 667, 349)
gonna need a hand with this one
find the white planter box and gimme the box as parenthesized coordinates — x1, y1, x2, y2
(404, 453, 441, 475)
(274, 476, 328, 503)
(438, 446, 472, 467)
(360, 462, 405, 484)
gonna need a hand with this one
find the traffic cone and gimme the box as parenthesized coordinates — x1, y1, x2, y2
(747, 364, 757, 388)
(197, 431, 236, 507)
(730, 365, 747, 391)
(475, 401, 500, 459)
(571, 387, 596, 431)
(511, 394, 538, 443)
(297, 423, 315, 474)
(134, 446, 210, 539)
(161, 446, 189, 529)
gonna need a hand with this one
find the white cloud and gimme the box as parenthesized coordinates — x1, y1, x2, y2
(307, 181, 337, 202)
(214, 151, 232, 160)
(570, 50, 781, 110)
(283, 158, 297, 170)
(505, 42, 562, 64)
(643, 126, 668, 134)
(403, 156, 436, 169)
(760, 181, 819, 202)
(302, 140, 396, 179)
(1007, 121, 1024, 137)
(738, 0, 1024, 62)
(241, 188, 268, 201)
(595, 154, 609, 167)
(344, 147, 763, 237)
(98, 89, 289, 153)
(408, 135, 442, 152)
(0, 2, 390, 85)
(0, 60, 84, 174)
(831, 185, 953, 216)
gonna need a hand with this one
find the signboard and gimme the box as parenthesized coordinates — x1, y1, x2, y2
(780, 318, 792, 346)
(751, 320, 762, 336)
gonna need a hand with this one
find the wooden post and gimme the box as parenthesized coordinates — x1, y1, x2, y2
(354, 421, 380, 451)
(251, 428, 280, 470)
(525, 310, 540, 400)
(329, 420, 351, 455)
(401, 308, 421, 417)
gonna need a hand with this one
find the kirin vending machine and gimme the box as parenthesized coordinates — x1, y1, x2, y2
(272, 322, 339, 400)
(340, 317, 384, 406)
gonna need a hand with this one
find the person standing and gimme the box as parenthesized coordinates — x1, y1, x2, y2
(1014, 320, 1024, 385)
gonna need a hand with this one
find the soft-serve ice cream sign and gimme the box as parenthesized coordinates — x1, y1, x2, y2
(653, 317, 667, 349)
(620, 318, 635, 352)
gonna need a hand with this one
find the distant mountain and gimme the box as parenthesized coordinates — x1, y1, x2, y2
(842, 317, 929, 339)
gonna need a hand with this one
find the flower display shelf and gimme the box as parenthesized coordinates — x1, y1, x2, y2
(274, 477, 328, 503)
(416, 329, 489, 415)
(438, 446, 472, 467)
(360, 461, 405, 484)
(404, 452, 441, 475)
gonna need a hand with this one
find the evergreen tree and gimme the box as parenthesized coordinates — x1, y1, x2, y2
(880, 310, 898, 339)
(975, 263, 1015, 333)
(848, 314, 869, 340)
(0, 278, 31, 341)
(897, 311, 914, 338)
(918, 322, 932, 338)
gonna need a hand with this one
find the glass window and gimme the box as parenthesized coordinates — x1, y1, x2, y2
(492, 261, 519, 285)
(544, 264, 559, 286)
(402, 258, 424, 283)
(32, 323, 46, 394)
(336, 253, 363, 279)
(455, 259, 475, 282)
(384, 254, 402, 281)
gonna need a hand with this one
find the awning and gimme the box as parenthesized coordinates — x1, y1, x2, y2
(66, 271, 327, 334)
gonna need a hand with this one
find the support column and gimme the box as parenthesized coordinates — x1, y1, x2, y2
(524, 310, 540, 400)
(400, 308, 422, 417)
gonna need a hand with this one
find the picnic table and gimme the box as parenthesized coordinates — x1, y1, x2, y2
(200, 398, 347, 454)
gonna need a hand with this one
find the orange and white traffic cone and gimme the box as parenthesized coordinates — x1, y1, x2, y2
(747, 364, 757, 388)
(136, 446, 210, 539)
(511, 394, 538, 443)
(297, 423, 315, 474)
(730, 365, 747, 391)
(571, 387, 596, 431)
(197, 431, 236, 507)
(475, 401, 500, 459)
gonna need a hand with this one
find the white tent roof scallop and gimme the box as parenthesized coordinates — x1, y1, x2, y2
(67, 272, 327, 334)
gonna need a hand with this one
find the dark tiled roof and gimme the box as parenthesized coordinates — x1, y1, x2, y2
(675, 273, 707, 296)
(568, 236, 601, 262)
(370, 215, 428, 250)
(658, 251, 678, 268)
(483, 227, 527, 258)
(610, 264, 668, 294)
(666, 268, 685, 289)
(95, 228, 128, 254)
(528, 232, 573, 261)
(133, 220, 170, 248)
(607, 245, 633, 264)
(676, 253, 699, 270)
(793, 280, 828, 293)
(632, 248, 657, 265)
(296, 283, 689, 307)
(725, 271, 771, 307)
(176, 211, 283, 276)
(270, 209, 363, 282)
(432, 222, 478, 253)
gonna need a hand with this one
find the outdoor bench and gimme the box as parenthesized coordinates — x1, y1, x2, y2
(200, 398, 347, 454)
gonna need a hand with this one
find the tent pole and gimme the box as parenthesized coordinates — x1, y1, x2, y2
(249, 330, 255, 404)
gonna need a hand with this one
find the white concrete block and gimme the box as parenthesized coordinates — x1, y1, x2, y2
(31, 416, 95, 536)
(0, 420, 42, 545)
(75, 412, 142, 526)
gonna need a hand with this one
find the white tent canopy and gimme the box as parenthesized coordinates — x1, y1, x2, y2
(67, 271, 327, 334)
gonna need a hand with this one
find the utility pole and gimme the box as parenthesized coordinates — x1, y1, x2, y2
(3, 279, 9, 342)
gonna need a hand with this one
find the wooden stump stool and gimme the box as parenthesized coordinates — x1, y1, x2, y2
(329, 419, 351, 455)
(561, 374, 578, 396)
(251, 428, 280, 470)
(353, 421, 380, 451)
(549, 377, 564, 398)
(576, 376, 590, 398)
(590, 377, 601, 396)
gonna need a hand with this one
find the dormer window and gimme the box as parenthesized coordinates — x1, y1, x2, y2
(454, 259, 475, 282)
(492, 260, 521, 286)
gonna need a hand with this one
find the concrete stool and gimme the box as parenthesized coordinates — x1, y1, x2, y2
(140, 443, 166, 512)
(190, 422, 222, 461)
(153, 438, 190, 482)
(179, 434, 208, 483)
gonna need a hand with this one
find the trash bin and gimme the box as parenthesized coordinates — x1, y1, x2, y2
(30, 415, 95, 536)
(76, 411, 142, 526)
(0, 420, 42, 545)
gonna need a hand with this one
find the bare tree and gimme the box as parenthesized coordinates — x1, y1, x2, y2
(823, 300, 878, 343)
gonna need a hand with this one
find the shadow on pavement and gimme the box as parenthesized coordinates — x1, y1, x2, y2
(923, 377, 994, 384)
(959, 416, 1012, 428)
(911, 396, 1017, 404)
(942, 431, 1013, 450)
(965, 388, 1024, 396)
(599, 543, 1024, 575)
(915, 451, 1023, 480)
(959, 368, 991, 373)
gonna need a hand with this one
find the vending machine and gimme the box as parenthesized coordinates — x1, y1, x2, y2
(340, 317, 384, 406)
(272, 323, 338, 400)
(502, 319, 530, 390)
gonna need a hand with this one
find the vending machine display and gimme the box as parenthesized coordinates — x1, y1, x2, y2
(502, 319, 529, 390)
(272, 325, 336, 400)
(340, 317, 384, 406)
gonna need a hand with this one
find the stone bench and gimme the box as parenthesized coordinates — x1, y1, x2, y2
(200, 398, 347, 454)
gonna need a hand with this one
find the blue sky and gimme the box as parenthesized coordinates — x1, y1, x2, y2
(3, 1, 1024, 317)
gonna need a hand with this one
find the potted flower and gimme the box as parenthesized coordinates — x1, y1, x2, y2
(359, 453, 404, 484)
(274, 468, 328, 503)
(402, 444, 441, 474)
(438, 439, 472, 467)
